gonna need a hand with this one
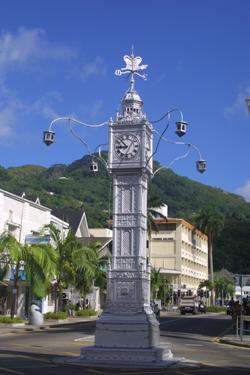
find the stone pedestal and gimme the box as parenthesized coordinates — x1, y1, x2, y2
(78, 307, 173, 366)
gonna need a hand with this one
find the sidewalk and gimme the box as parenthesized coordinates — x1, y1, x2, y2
(0, 315, 97, 334)
(219, 334, 250, 348)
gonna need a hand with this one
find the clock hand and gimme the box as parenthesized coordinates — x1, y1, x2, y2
(126, 140, 134, 154)
(120, 139, 127, 147)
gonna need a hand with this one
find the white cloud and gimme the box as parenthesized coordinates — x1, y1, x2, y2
(235, 180, 250, 202)
(0, 106, 16, 137)
(0, 27, 75, 75)
(80, 57, 107, 81)
(30, 91, 62, 120)
(0, 82, 24, 139)
(0, 81, 62, 139)
(225, 86, 250, 116)
(80, 99, 104, 120)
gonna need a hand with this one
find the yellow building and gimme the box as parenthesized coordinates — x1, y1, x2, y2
(150, 217, 208, 295)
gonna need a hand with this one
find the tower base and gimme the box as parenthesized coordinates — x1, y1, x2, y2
(79, 345, 174, 366)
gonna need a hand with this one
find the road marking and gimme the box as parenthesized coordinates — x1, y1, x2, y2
(212, 321, 235, 343)
(62, 352, 78, 356)
(74, 335, 94, 341)
(184, 344, 203, 347)
(0, 366, 27, 375)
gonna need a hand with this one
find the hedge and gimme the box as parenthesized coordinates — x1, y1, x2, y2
(75, 309, 97, 317)
(0, 316, 24, 324)
(43, 311, 67, 320)
(206, 306, 226, 313)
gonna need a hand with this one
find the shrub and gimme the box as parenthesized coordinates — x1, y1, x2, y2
(44, 311, 67, 320)
(0, 316, 24, 324)
(75, 309, 97, 317)
(206, 306, 226, 313)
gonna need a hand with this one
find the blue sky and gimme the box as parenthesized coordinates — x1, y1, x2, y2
(0, 1, 250, 201)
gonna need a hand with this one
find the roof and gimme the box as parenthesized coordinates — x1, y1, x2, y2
(78, 237, 112, 257)
(51, 207, 85, 233)
(153, 218, 208, 240)
(0, 189, 48, 211)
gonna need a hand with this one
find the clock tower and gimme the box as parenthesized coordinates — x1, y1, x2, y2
(80, 52, 173, 365)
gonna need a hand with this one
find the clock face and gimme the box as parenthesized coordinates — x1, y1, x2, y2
(115, 133, 140, 159)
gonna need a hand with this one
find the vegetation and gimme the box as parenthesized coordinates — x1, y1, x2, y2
(150, 268, 170, 305)
(44, 311, 67, 320)
(214, 277, 234, 305)
(194, 207, 225, 304)
(0, 232, 57, 318)
(1, 154, 250, 274)
(206, 306, 226, 313)
(75, 309, 97, 316)
(43, 225, 107, 312)
(0, 316, 24, 324)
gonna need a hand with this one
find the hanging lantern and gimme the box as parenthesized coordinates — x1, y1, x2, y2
(43, 131, 55, 146)
(175, 121, 188, 137)
(196, 160, 207, 173)
(89, 160, 98, 173)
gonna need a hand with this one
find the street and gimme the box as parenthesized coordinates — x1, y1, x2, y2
(0, 313, 250, 375)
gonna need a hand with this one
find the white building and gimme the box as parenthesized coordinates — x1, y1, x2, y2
(149, 205, 208, 298)
(0, 189, 69, 317)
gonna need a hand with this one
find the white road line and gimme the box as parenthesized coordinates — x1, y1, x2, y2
(184, 344, 204, 347)
(74, 335, 94, 342)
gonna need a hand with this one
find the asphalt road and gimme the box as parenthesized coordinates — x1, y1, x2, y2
(0, 313, 250, 375)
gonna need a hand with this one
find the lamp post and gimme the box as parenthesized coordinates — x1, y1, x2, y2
(43, 50, 206, 367)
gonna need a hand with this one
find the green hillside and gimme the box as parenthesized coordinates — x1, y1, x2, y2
(1, 155, 250, 274)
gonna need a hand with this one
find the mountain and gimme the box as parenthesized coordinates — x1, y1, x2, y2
(1, 155, 250, 274)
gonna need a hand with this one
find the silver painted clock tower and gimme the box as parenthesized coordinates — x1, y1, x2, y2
(80, 52, 173, 365)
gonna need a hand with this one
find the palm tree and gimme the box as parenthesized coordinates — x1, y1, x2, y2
(147, 196, 167, 238)
(150, 268, 162, 300)
(0, 232, 57, 318)
(214, 277, 234, 305)
(43, 224, 83, 312)
(72, 240, 108, 308)
(194, 207, 225, 305)
(44, 225, 107, 311)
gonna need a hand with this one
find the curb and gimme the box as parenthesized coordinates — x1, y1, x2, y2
(218, 338, 250, 349)
(1, 317, 98, 334)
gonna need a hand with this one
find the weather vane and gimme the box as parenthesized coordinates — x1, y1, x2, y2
(115, 46, 148, 81)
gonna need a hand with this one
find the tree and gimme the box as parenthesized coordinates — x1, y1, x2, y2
(147, 196, 166, 238)
(0, 232, 57, 318)
(150, 267, 170, 305)
(195, 207, 225, 305)
(44, 225, 108, 311)
(72, 240, 108, 307)
(150, 268, 162, 300)
(214, 277, 234, 305)
(43, 224, 83, 312)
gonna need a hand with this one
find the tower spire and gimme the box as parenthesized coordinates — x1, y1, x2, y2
(115, 49, 148, 122)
